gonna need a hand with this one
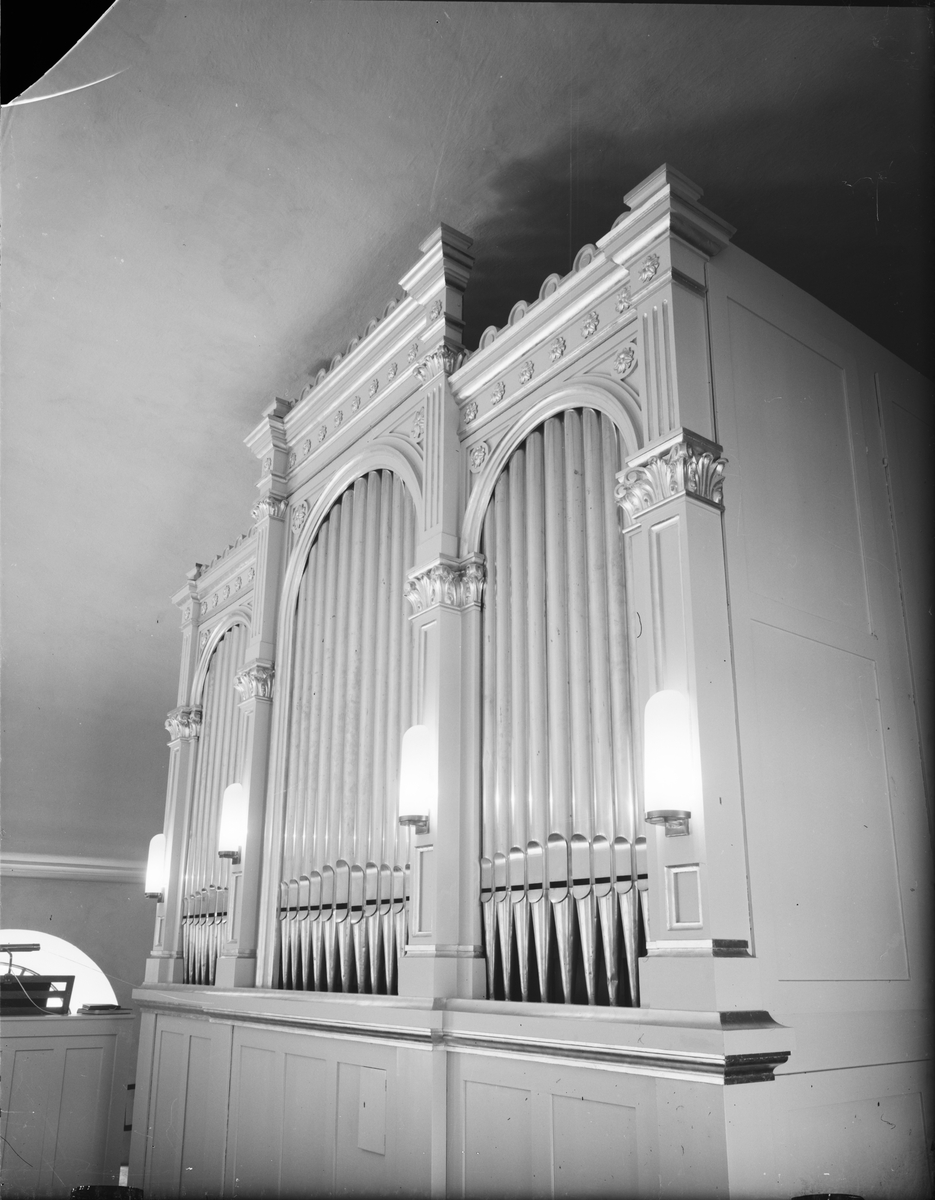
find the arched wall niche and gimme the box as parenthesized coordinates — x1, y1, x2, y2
(459, 377, 641, 557)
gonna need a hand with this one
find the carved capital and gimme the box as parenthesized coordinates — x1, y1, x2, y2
(405, 555, 486, 614)
(250, 496, 287, 522)
(615, 430, 726, 526)
(234, 662, 275, 702)
(166, 706, 203, 742)
(412, 344, 467, 384)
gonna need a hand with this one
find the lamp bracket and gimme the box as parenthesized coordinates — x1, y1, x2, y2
(144, 891, 165, 901)
(398, 815, 430, 835)
(645, 809, 691, 837)
(218, 849, 241, 864)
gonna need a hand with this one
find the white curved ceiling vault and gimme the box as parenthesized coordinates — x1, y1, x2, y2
(1, 2, 931, 862)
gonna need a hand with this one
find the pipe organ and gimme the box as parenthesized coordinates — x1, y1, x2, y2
(135, 166, 930, 1199)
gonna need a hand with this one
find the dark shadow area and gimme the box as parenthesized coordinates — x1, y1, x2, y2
(0, 1, 115, 104)
(462, 114, 933, 379)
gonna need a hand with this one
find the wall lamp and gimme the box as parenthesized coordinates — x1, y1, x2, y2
(218, 783, 248, 865)
(643, 689, 696, 837)
(398, 724, 433, 835)
(144, 833, 167, 900)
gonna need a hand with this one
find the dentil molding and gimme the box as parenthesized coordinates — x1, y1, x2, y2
(615, 429, 726, 526)
(165, 706, 203, 742)
(234, 662, 275, 702)
(405, 556, 486, 614)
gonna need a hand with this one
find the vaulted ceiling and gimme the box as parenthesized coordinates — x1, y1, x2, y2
(1, 2, 931, 860)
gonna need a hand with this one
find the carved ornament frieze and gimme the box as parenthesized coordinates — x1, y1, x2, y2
(166, 706, 203, 742)
(234, 662, 275, 702)
(405, 556, 486, 614)
(615, 430, 726, 526)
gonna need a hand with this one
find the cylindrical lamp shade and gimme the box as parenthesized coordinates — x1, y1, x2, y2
(218, 783, 248, 861)
(145, 833, 167, 898)
(643, 689, 697, 818)
(398, 725, 434, 832)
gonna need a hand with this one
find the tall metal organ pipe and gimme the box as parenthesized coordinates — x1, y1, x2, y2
(480, 409, 641, 1006)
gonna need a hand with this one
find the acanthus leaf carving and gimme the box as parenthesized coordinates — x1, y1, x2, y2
(615, 430, 727, 526)
(410, 407, 426, 445)
(166, 706, 203, 742)
(412, 345, 466, 384)
(251, 496, 287, 521)
(405, 556, 486, 614)
(234, 662, 275, 702)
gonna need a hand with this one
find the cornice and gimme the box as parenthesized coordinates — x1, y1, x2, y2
(166, 706, 203, 742)
(131, 989, 790, 1085)
(234, 662, 275, 702)
(615, 429, 727, 526)
(405, 555, 486, 614)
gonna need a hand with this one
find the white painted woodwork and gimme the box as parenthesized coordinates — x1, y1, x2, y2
(1, 1013, 135, 1197)
(132, 165, 932, 1198)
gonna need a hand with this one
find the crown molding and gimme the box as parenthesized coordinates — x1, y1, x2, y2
(1, 851, 146, 883)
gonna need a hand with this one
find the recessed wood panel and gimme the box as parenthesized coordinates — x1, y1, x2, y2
(231, 1045, 280, 1198)
(1, 1047, 55, 1194)
(179, 1035, 213, 1197)
(464, 1080, 533, 1198)
(552, 1095, 637, 1197)
(281, 1052, 329, 1197)
(726, 300, 870, 631)
(751, 621, 907, 979)
(55, 1046, 108, 1179)
(149, 1030, 188, 1190)
(786, 1091, 929, 1198)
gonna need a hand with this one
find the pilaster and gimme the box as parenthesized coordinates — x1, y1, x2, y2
(396, 236, 486, 999)
(617, 430, 759, 1011)
(214, 406, 289, 987)
(144, 704, 202, 983)
(601, 164, 734, 446)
